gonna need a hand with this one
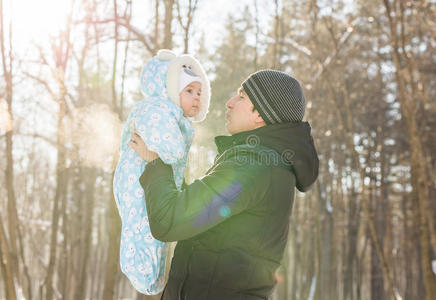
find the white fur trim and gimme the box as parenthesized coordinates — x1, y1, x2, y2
(166, 54, 210, 122)
(157, 49, 176, 61)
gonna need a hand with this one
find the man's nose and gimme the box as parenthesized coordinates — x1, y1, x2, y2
(226, 96, 236, 108)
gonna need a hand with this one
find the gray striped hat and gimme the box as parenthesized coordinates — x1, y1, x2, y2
(242, 70, 305, 124)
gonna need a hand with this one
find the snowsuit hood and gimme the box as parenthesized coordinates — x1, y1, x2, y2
(140, 49, 210, 122)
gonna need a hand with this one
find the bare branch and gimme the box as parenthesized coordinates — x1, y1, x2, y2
(22, 71, 59, 104)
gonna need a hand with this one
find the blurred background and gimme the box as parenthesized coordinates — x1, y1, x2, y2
(0, 0, 435, 299)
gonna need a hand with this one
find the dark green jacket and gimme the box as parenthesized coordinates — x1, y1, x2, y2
(140, 122, 318, 300)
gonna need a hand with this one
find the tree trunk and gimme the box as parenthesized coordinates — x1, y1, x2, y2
(314, 179, 333, 300)
(344, 188, 359, 300)
(111, 0, 119, 112)
(44, 100, 67, 300)
(76, 168, 97, 300)
(103, 2, 122, 299)
(57, 168, 69, 300)
(253, 0, 259, 69)
(176, 0, 198, 53)
(382, 1, 436, 298)
(163, 0, 174, 49)
(370, 184, 385, 300)
(326, 70, 398, 300)
(103, 174, 122, 300)
(154, 0, 160, 47)
(272, 0, 279, 69)
(0, 216, 17, 300)
(0, 0, 20, 284)
(402, 194, 414, 300)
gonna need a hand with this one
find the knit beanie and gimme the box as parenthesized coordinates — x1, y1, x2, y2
(242, 70, 306, 124)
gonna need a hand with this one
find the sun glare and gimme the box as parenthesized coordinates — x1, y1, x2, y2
(10, 0, 71, 45)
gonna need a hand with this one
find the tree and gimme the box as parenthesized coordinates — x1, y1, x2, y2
(176, 0, 199, 53)
(382, 0, 436, 298)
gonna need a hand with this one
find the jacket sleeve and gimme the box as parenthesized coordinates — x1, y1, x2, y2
(139, 157, 265, 242)
(134, 106, 186, 165)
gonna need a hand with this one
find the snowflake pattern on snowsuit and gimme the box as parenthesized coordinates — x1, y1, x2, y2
(113, 56, 194, 295)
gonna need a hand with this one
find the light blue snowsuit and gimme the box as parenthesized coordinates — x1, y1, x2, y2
(113, 56, 194, 294)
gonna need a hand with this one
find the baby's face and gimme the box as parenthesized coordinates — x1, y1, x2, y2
(179, 82, 202, 118)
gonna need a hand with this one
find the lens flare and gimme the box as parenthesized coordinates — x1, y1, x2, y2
(219, 205, 231, 217)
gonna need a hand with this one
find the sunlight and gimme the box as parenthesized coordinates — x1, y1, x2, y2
(10, 0, 71, 45)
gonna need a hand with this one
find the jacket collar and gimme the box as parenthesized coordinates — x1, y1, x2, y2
(214, 129, 256, 155)
(214, 122, 319, 192)
(214, 122, 303, 155)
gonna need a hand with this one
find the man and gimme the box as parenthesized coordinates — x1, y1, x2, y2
(129, 70, 319, 300)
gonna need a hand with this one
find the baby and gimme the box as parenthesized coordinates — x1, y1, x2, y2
(113, 49, 210, 294)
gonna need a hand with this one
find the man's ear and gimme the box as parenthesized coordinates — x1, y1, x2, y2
(254, 110, 266, 125)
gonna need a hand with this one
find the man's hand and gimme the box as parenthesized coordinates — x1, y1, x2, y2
(128, 130, 159, 162)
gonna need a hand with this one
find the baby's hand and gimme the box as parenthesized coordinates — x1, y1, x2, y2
(129, 130, 159, 162)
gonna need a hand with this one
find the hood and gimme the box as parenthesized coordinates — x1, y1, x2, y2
(215, 122, 319, 192)
(140, 55, 171, 100)
(140, 49, 211, 122)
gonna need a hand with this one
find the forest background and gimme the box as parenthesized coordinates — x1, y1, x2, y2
(0, 0, 435, 299)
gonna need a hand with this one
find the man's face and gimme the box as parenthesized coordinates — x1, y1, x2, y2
(225, 88, 264, 135)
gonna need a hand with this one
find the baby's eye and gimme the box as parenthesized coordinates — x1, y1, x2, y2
(197, 92, 201, 96)
(187, 89, 193, 93)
